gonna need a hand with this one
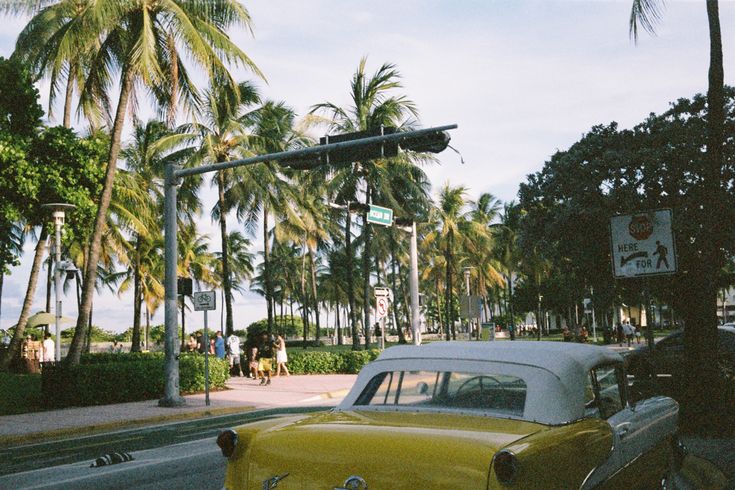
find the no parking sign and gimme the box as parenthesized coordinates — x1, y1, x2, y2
(376, 296, 389, 319)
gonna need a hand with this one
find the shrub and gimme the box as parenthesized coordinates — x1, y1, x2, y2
(41, 352, 229, 408)
(285, 349, 379, 375)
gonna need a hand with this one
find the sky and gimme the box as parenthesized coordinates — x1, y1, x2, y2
(1, 0, 734, 334)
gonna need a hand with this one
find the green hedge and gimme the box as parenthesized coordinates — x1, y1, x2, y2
(286, 349, 380, 375)
(41, 352, 229, 408)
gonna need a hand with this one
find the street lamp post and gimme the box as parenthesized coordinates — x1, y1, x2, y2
(41, 203, 75, 361)
(463, 267, 472, 339)
(394, 220, 422, 345)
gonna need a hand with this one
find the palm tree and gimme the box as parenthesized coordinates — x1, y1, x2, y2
(13, 0, 264, 364)
(5, 0, 106, 127)
(213, 231, 254, 331)
(424, 184, 489, 340)
(169, 81, 260, 337)
(229, 101, 306, 334)
(629, 0, 724, 420)
(311, 57, 423, 349)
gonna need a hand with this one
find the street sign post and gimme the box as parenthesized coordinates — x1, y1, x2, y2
(460, 295, 482, 319)
(610, 209, 677, 278)
(367, 205, 393, 226)
(376, 296, 389, 350)
(192, 291, 216, 406)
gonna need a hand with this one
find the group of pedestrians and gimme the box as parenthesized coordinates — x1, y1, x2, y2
(184, 330, 289, 386)
(616, 320, 641, 347)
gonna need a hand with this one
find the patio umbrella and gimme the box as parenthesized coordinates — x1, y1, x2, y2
(26, 311, 75, 328)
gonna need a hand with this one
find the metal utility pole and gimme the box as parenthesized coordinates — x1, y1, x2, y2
(409, 222, 421, 345)
(41, 203, 75, 361)
(160, 124, 457, 406)
(394, 220, 422, 345)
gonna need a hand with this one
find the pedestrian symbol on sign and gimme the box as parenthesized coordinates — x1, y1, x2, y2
(653, 241, 669, 269)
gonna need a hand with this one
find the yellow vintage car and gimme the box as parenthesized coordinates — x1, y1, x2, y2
(218, 342, 681, 489)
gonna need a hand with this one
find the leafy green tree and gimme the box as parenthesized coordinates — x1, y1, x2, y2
(21, 0, 266, 364)
(629, 0, 727, 428)
(311, 57, 425, 349)
(1, 126, 106, 369)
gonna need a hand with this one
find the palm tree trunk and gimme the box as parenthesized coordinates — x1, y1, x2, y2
(680, 0, 724, 428)
(63, 64, 74, 128)
(445, 239, 453, 341)
(346, 209, 359, 350)
(67, 67, 135, 365)
(263, 206, 273, 335)
(390, 233, 406, 344)
(309, 249, 321, 343)
(336, 305, 343, 345)
(217, 172, 234, 337)
(131, 237, 143, 352)
(1, 228, 48, 370)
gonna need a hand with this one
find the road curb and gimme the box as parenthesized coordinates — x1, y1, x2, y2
(0, 405, 255, 449)
(300, 388, 350, 403)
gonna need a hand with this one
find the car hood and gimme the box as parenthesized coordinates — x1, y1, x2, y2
(225, 410, 545, 489)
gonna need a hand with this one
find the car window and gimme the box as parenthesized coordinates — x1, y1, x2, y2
(657, 333, 684, 353)
(718, 331, 735, 351)
(585, 365, 625, 419)
(355, 370, 527, 416)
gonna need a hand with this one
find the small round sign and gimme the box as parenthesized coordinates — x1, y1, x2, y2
(628, 214, 653, 240)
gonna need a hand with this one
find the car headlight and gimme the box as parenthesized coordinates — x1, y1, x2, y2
(217, 429, 238, 458)
(493, 449, 519, 485)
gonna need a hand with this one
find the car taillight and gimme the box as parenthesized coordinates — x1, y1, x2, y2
(493, 449, 518, 485)
(217, 429, 238, 458)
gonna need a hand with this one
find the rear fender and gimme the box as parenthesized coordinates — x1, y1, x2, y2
(489, 418, 613, 489)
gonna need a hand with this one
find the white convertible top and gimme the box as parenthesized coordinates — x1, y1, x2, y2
(338, 341, 624, 424)
(377, 341, 621, 377)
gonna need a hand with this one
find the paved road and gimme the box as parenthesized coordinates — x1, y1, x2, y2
(0, 406, 328, 486)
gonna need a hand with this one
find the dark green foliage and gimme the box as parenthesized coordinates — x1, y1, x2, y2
(179, 353, 230, 392)
(245, 316, 307, 340)
(0, 374, 42, 415)
(286, 349, 379, 375)
(42, 353, 229, 407)
(0, 56, 43, 138)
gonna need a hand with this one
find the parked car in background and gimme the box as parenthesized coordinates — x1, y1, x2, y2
(626, 326, 735, 400)
(217, 342, 681, 489)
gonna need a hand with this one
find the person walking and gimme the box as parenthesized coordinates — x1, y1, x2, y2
(275, 334, 290, 377)
(248, 346, 259, 379)
(257, 332, 275, 386)
(41, 332, 54, 365)
(623, 321, 634, 347)
(214, 331, 225, 359)
(227, 332, 243, 376)
(196, 332, 206, 354)
(187, 335, 198, 352)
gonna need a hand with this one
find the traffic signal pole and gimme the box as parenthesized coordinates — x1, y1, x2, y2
(160, 124, 457, 406)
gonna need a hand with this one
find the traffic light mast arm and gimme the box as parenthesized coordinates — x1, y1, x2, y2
(173, 124, 458, 179)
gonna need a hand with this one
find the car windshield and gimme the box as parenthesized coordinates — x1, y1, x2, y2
(354, 370, 527, 417)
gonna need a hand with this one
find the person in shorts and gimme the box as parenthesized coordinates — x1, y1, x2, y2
(275, 333, 289, 376)
(256, 333, 275, 386)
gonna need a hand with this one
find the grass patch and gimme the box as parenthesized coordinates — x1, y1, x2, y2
(0, 373, 44, 415)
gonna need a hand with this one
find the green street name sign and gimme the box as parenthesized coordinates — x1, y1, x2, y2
(367, 204, 393, 226)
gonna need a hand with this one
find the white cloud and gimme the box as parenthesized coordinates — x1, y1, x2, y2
(2, 0, 735, 331)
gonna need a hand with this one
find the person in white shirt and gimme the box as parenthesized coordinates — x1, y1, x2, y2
(227, 333, 243, 376)
(622, 321, 634, 347)
(41, 332, 55, 363)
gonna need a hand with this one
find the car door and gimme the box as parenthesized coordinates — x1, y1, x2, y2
(584, 363, 678, 489)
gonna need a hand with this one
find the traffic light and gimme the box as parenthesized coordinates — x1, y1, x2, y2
(278, 127, 452, 170)
(399, 130, 451, 153)
(177, 277, 193, 296)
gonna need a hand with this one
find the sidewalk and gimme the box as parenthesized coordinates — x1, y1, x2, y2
(0, 374, 357, 446)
